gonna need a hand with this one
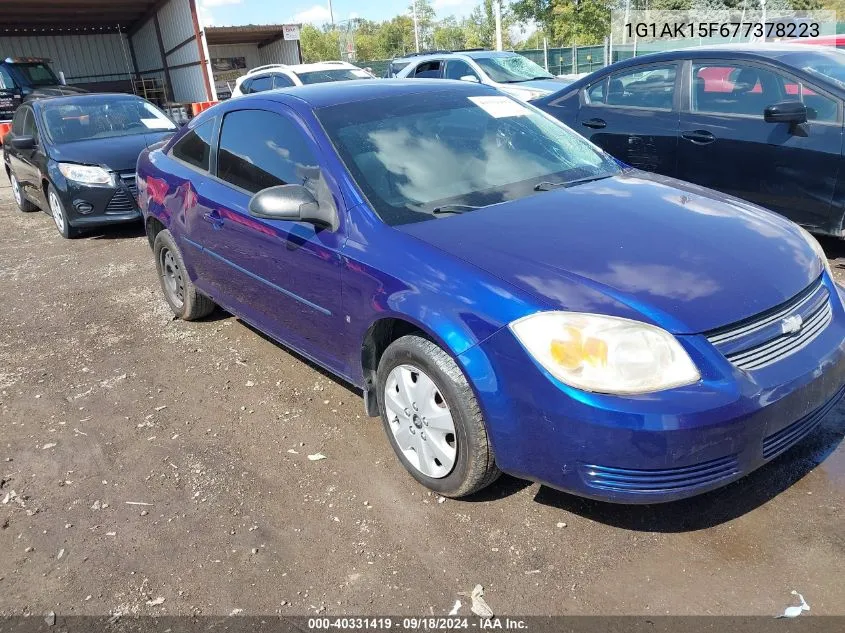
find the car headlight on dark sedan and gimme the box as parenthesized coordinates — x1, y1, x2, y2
(58, 163, 114, 186)
(509, 312, 701, 395)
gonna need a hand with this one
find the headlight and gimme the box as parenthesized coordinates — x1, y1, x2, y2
(509, 312, 701, 395)
(797, 225, 832, 277)
(58, 163, 114, 186)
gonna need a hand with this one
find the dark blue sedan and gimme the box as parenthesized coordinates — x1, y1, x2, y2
(137, 80, 845, 503)
(534, 45, 845, 238)
(3, 93, 176, 238)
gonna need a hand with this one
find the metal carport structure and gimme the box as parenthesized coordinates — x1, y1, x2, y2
(0, 0, 215, 103)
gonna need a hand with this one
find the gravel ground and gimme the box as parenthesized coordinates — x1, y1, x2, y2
(0, 181, 844, 618)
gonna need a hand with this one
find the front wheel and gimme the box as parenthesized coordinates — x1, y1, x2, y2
(376, 334, 500, 498)
(10, 173, 37, 212)
(153, 229, 215, 321)
(47, 184, 79, 238)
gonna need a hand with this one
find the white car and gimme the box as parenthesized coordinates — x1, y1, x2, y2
(230, 62, 375, 98)
(392, 51, 571, 102)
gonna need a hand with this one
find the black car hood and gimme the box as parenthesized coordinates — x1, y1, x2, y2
(49, 132, 174, 172)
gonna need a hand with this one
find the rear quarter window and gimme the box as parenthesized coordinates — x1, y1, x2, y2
(169, 119, 215, 171)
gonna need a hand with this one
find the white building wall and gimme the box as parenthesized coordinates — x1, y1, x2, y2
(207, 40, 299, 70)
(129, 0, 209, 103)
(258, 39, 300, 66)
(0, 32, 134, 85)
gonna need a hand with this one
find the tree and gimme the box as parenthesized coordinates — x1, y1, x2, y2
(300, 24, 342, 62)
(433, 17, 468, 51)
(409, 0, 437, 49)
(464, 0, 516, 49)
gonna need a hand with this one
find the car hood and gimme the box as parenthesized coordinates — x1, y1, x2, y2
(48, 132, 175, 172)
(512, 78, 572, 93)
(398, 171, 822, 334)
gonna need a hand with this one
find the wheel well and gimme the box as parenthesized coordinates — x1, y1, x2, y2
(146, 216, 166, 249)
(41, 178, 50, 198)
(360, 318, 424, 416)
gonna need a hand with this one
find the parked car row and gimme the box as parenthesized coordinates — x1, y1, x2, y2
(3, 45, 845, 506)
(535, 44, 845, 237)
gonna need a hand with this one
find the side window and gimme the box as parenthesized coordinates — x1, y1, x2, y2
(585, 78, 606, 104)
(249, 76, 273, 93)
(801, 84, 838, 123)
(169, 119, 215, 171)
(239, 78, 252, 94)
(693, 63, 797, 118)
(0, 67, 14, 90)
(606, 64, 676, 110)
(273, 73, 295, 89)
(217, 109, 320, 195)
(11, 107, 28, 134)
(444, 60, 478, 81)
(22, 108, 38, 141)
(414, 61, 442, 78)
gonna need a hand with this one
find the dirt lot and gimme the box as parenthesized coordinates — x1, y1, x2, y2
(0, 180, 844, 619)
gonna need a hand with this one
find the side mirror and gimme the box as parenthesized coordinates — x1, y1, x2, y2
(248, 184, 337, 230)
(11, 135, 35, 150)
(764, 101, 807, 124)
(460, 75, 480, 83)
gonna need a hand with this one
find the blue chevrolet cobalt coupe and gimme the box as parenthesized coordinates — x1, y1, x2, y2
(137, 80, 845, 503)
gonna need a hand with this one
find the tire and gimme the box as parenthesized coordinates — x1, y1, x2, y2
(376, 334, 500, 498)
(10, 173, 37, 212)
(47, 184, 79, 238)
(153, 229, 215, 321)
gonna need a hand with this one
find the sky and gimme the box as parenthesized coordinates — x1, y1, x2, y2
(196, 0, 483, 27)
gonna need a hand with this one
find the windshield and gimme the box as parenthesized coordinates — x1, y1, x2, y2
(473, 54, 554, 83)
(295, 68, 373, 84)
(42, 97, 176, 143)
(14, 63, 59, 86)
(317, 90, 619, 226)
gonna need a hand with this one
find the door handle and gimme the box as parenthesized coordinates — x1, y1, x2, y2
(582, 118, 607, 130)
(681, 130, 716, 145)
(202, 211, 224, 230)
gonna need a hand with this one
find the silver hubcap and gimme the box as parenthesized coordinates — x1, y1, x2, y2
(11, 175, 22, 206)
(160, 248, 184, 308)
(49, 191, 65, 233)
(385, 364, 457, 479)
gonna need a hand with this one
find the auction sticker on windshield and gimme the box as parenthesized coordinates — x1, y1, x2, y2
(469, 96, 529, 118)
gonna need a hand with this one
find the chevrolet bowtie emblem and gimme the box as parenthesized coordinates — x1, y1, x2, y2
(781, 315, 804, 335)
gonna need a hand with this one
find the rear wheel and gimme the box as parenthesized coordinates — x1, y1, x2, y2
(48, 185, 78, 238)
(153, 229, 215, 320)
(10, 173, 37, 212)
(376, 334, 500, 498)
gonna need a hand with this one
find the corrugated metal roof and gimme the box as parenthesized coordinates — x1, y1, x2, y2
(206, 25, 301, 46)
(0, 0, 161, 34)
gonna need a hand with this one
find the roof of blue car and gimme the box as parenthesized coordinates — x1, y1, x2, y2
(249, 78, 497, 108)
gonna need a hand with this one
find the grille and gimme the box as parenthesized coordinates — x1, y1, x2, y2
(579, 455, 739, 493)
(105, 174, 138, 214)
(762, 384, 845, 460)
(706, 278, 831, 371)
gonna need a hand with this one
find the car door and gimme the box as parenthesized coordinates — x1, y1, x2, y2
(412, 60, 444, 79)
(272, 73, 296, 89)
(677, 59, 842, 231)
(195, 106, 347, 373)
(8, 106, 40, 198)
(443, 59, 480, 83)
(575, 62, 681, 176)
(0, 65, 22, 121)
(247, 75, 273, 94)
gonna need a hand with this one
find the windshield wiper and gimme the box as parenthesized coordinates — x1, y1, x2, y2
(534, 174, 613, 191)
(432, 204, 483, 215)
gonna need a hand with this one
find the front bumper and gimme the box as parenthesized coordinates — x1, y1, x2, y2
(50, 169, 141, 228)
(462, 276, 845, 503)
